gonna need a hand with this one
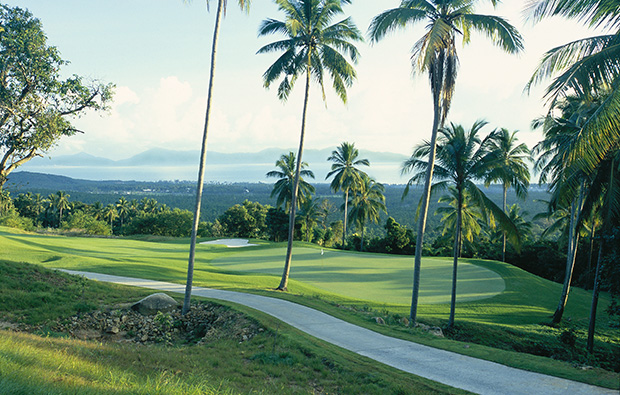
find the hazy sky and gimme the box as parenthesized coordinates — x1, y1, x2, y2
(7, 1, 607, 160)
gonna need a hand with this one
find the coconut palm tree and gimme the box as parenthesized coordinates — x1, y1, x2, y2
(403, 120, 518, 328)
(532, 93, 603, 324)
(266, 152, 315, 214)
(296, 196, 323, 242)
(103, 204, 118, 232)
(258, 0, 362, 291)
(435, 187, 484, 251)
(369, 0, 523, 323)
(347, 175, 387, 252)
(485, 128, 531, 261)
(326, 141, 370, 248)
(116, 197, 130, 228)
(182, 0, 251, 315)
(52, 191, 71, 225)
(526, 0, 620, 177)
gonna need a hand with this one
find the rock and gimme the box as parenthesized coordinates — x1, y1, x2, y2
(131, 293, 178, 316)
(106, 326, 120, 334)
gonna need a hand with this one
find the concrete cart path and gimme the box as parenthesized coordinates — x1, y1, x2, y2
(60, 270, 616, 395)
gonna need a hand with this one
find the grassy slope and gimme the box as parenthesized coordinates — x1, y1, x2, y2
(0, 227, 618, 389)
(0, 260, 463, 395)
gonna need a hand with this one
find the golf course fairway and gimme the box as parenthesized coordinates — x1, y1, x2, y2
(212, 246, 505, 305)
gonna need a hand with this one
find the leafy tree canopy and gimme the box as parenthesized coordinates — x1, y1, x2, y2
(0, 5, 114, 187)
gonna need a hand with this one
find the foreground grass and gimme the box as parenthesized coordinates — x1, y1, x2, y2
(0, 227, 618, 389)
(0, 261, 462, 394)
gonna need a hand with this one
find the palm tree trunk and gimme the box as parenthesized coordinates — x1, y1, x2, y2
(278, 59, 311, 291)
(502, 183, 507, 262)
(552, 182, 585, 324)
(183, 0, 224, 314)
(587, 242, 604, 353)
(360, 224, 365, 252)
(588, 156, 615, 353)
(448, 188, 463, 329)
(587, 225, 596, 288)
(410, 58, 444, 324)
(342, 188, 349, 248)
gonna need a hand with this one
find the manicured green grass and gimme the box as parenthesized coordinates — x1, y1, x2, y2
(212, 247, 505, 304)
(0, 226, 618, 389)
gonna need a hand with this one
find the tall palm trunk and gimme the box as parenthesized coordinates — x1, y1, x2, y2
(448, 187, 463, 329)
(342, 188, 349, 248)
(278, 59, 311, 291)
(552, 182, 585, 324)
(502, 182, 507, 262)
(183, 0, 224, 314)
(360, 224, 365, 252)
(588, 157, 615, 353)
(587, 224, 596, 288)
(410, 56, 445, 324)
(587, 242, 604, 353)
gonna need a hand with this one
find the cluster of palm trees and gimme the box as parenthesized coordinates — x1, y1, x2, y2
(525, 1, 620, 352)
(11, 192, 170, 232)
(402, 120, 530, 327)
(266, 141, 386, 252)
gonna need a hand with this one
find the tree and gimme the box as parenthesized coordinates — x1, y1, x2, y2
(533, 93, 601, 324)
(347, 175, 387, 252)
(103, 204, 118, 232)
(258, 0, 362, 291)
(326, 142, 370, 247)
(0, 5, 113, 188)
(183, 0, 251, 315)
(435, 187, 484, 252)
(266, 152, 315, 214)
(403, 120, 518, 328)
(369, 0, 523, 324)
(116, 197, 130, 228)
(266, 207, 289, 242)
(296, 197, 323, 242)
(485, 128, 531, 261)
(526, 0, 620, 178)
(49, 191, 71, 226)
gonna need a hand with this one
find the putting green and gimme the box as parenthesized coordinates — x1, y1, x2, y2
(212, 247, 505, 305)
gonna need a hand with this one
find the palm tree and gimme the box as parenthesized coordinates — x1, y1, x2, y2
(266, 152, 315, 214)
(347, 175, 387, 251)
(258, 0, 362, 291)
(532, 94, 601, 324)
(403, 120, 518, 328)
(182, 0, 251, 315)
(435, 187, 484, 251)
(116, 197, 130, 227)
(53, 191, 71, 225)
(485, 128, 531, 261)
(526, 0, 620, 178)
(326, 141, 370, 248)
(296, 197, 323, 242)
(369, 0, 523, 324)
(103, 204, 118, 232)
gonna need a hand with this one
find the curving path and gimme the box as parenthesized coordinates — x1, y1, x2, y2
(60, 270, 616, 395)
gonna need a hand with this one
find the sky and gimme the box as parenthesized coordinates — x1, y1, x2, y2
(5, 1, 609, 162)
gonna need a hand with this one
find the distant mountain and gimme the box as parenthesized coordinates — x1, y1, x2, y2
(17, 147, 410, 183)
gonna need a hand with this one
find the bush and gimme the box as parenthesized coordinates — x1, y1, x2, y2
(61, 211, 111, 235)
(0, 209, 34, 231)
(124, 209, 193, 237)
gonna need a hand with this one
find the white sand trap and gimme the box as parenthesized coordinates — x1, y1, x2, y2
(200, 238, 258, 248)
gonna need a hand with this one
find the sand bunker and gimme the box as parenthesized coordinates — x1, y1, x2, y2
(200, 238, 258, 248)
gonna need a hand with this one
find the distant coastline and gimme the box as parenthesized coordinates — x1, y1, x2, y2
(20, 147, 410, 184)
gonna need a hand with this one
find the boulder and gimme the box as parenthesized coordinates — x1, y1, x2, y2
(131, 293, 178, 315)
